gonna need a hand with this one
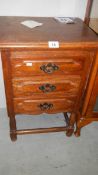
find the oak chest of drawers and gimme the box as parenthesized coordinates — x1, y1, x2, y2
(0, 17, 98, 141)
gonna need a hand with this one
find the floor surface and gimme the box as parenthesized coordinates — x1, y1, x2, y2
(0, 108, 98, 175)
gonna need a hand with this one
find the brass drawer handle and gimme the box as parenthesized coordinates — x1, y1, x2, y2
(38, 103, 53, 110)
(40, 63, 59, 74)
(39, 83, 56, 93)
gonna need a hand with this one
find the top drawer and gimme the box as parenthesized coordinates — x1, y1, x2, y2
(10, 51, 90, 77)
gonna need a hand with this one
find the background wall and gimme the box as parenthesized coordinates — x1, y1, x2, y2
(0, 0, 87, 19)
(91, 0, 98, 18)
(0, 0, 88, 108)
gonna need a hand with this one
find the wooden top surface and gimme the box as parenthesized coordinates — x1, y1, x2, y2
(0, 16, 98, 49)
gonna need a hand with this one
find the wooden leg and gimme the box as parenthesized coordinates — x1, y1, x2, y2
(9, 116, 17, 141)
(74, 115, 92, 137)
(74, 112, 81, 137)
(74, 127, 81, 137)
(66, 112, 76, 137)
(64, 112, 69, 127)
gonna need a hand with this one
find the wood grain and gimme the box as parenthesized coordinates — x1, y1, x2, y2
(85, 70, 98, 116)
(82, 52, 98, 116)
(84, 0, 93, 25)
(12, 76, 81, 98)
(0, 17, 98, 140)
(1, 50, 15, 117)
(10, 50, 89, 77)
(0, 17, 98, 49)
(14, 97, 75, 114)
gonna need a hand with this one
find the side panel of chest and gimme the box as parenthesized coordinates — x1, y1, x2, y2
(85, 70, 98, 117)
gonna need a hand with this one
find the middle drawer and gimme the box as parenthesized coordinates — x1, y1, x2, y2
(12, 75, 81, 98)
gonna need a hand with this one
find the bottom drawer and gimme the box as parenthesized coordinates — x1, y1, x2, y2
(14, 97, 75, 114)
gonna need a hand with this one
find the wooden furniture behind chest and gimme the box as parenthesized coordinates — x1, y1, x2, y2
(84, 0, 98, 34)
(75, 53, 98, 136)
(0, 17, 98, 141)
(74, 0, 98, 137)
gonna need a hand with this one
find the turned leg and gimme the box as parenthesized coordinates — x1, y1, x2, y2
(66, 112, 76, 137)
(64, 112, 69, 127)
(9, 116, 17, 141)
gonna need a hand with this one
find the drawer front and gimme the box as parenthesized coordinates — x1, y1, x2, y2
(12, 76, 81, 98)
(10, 51, 89, 77)
(14, 97, 75, 114)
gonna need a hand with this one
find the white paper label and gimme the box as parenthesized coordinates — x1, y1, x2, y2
(21, 20, 43, 29)
(25, 62, 32, 66)
(48, 41, 59, 48)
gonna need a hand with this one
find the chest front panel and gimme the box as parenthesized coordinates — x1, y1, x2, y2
(2, 50, 93, 115)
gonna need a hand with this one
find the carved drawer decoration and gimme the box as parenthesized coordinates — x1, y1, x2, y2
(12, 76, 81, 97)
(10, 51, 90, 77)
(14, 97, 75, 114)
